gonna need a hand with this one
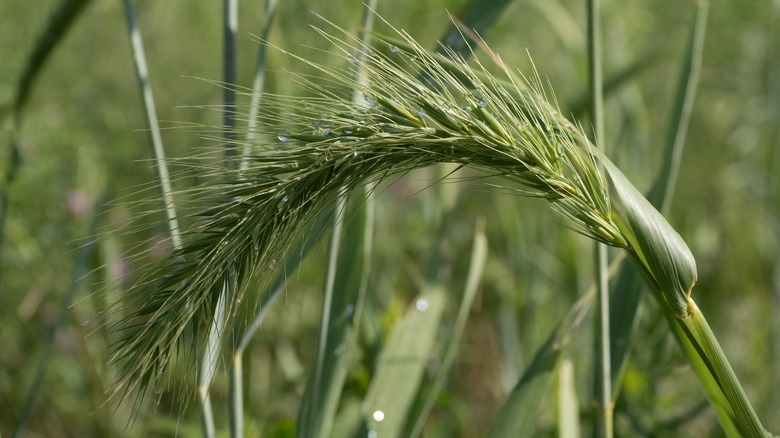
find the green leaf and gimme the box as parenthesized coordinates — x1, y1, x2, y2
(361, 285, 448, 438)
(297, 188, 373, 438)
(489, 288, 594, 437)
(603, 157, 697, 317)
(557, 359, 581, 438)
(14, 0, 93, 113)
(408, 219, 487, 437)
(434, 0, 514, 59)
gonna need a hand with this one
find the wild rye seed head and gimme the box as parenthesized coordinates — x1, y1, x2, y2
(110, 19, 648, 402)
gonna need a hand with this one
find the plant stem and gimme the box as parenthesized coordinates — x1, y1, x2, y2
(121, 0, 181, 249)
(586, 0, 613, 435)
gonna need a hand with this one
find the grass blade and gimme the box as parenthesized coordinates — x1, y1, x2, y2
(362, 285, 448, 438)
(12, 0, 93, 113)
(557, 359, 581, 438)
(2, 0, 93, 284)
(297, 188, 372, 438)
(408, 219, 488, 437)
(489, 286, 594, 437)
(121, 0, 181, 249)
(434, 0, 513, 59)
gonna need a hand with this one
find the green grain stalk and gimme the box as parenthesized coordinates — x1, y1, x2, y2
(109, 16, 768, 436)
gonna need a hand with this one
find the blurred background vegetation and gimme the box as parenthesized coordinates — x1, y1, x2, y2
(1, 0, 778, 436)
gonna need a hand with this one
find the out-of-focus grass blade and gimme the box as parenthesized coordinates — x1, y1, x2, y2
(13, 0, 93, 113)
(297, 188, 373, 438)
(489, 287, 594, 437)
(609, 0, 709, 395)
(434, 0, 513, 58)
(408, 219, 487, 438)
(557, 359, 580, 438)
(566, 52, 660, 119)
(648, 0, 709, 213)
(361, 285, 448, 438)
(121, 0, 181, 248)
(2, 0, 92, 282)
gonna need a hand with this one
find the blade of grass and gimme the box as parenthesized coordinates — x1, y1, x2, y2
(121, 0, 182, 249)
(489, 253, 625, 437)
(609, 0, 709, 398)
(362, 285, 448, 437)
(297, 188, 373, 438)
(1, 0, 93, 283)
(434, 0, 513, 59)
(489, 285, 595, 437)
(557, 359, 581, 438)
(408, 218, 487, 438)
(12, 0, 93, 113)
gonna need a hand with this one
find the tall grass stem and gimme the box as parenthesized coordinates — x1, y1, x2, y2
(121, 0, 181, 250)
(586, 0, 613, 435)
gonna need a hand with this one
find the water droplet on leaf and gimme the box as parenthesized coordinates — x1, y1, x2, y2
(390, 45, 399, 53)
(416, 298, 429, 312)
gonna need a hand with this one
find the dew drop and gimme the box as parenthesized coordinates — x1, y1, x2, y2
(478, 100, 488, 107)
(390, 45, 399, 53)
(282, 196, 288, 203)
(344, 304, 355, 317)
(278, 135, 290, 143)
(372, 410, 385, 422)
(417, 110, 427, 118)
(364, 94, 377, 105)
(347, 55, 357, 63)
(367, 432, 378, 438)
(463, 106, 473, 112)
(269, 259, 277, 269)
(416, 298, 429, 312)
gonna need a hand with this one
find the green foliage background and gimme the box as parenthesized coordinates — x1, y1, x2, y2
(1, 0, 777, 436)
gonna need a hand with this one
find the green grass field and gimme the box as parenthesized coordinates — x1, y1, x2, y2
(1, 0, 778, 437)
